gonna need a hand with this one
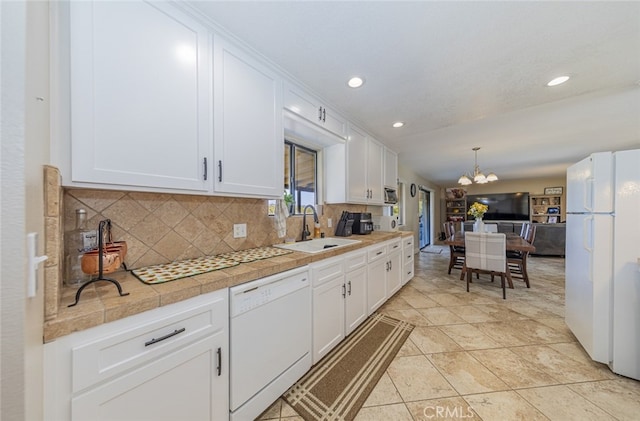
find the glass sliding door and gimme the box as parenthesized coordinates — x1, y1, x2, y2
(418, 188, 431, 249)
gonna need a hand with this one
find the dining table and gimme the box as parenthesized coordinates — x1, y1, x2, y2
(444, 231, 536, 253)
(444, 231, 536, 288)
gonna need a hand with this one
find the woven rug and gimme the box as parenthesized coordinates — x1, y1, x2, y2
(283, 313, 414, 421)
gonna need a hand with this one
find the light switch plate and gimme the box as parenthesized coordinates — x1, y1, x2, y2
(233, 223, 247, 238)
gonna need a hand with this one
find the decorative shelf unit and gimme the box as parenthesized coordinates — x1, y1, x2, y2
(445, 198, 467, 231)
(530, 195, 562, 223)
(444, 188, 467, 232)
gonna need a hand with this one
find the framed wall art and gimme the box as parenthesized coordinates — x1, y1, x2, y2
(544, 186, 563, 195)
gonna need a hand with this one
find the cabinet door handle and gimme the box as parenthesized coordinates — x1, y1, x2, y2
(144, 327, 186, 347)
(203, 157, 208, 181)
(318, 106, 323, 121)
(342, 283, 346, 298)
(322, 107, 326, 122)
(216, 347, 222, 376)
(347, 281, 352, 295)
(218, 160, 222, 182)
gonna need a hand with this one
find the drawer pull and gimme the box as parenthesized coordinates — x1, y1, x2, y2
(144, 328, 186, 347)
(376, 251, 383, 256)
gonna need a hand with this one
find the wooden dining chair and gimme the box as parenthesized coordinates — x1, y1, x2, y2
(463, 232, 511, 299)
(507, 224, 536, 288)
(519, 222, 530, 238)
(443, 222, 465, 276)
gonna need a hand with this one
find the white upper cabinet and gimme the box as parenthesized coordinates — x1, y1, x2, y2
(69, 0, 212, 192)
(345, 125, 369, 203)
(365, 137, 385, 204)
(324, 124, 384, 205)
(213, 36, 283, 198)
(384, 147, 398, 188)
(346, 124, 384, 205)
(284, 82, 348, 139)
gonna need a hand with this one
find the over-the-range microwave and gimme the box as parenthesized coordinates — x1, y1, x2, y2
(384, 188, 398, 204)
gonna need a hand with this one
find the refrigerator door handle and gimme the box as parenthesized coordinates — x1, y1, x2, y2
(583, 215, 594, 282)
(584, 178, 594, 212)
(583, 215, 594, 253)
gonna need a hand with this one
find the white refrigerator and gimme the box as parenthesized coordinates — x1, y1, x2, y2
(565, 149, 640, 380)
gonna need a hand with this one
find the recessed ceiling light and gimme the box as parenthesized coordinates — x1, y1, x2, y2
(547, 75, 570, 87)
(392, 121, 404, 128)
(347, 77, 364, 88)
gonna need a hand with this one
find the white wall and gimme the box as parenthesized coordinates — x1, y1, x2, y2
(24, 2, 50, 420)
(398, 163, 440, 251)
(1, 1, 27, 419)
(1, 2, 49, 420)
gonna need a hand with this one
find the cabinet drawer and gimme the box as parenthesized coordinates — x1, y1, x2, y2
(404, 261, 414, 281)
(367, 244, 387, 263)
(344, 250, 367, 272)
(404, 248, 414, 264)
(71, 290, 227, 393)
(403, 236, 414, 250)
(387, 238, 402, 253)
(311, 256, 344, 287)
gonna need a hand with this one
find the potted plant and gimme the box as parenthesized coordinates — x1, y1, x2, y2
(283, 191, 295, 214)
(468, 202, 489, 232)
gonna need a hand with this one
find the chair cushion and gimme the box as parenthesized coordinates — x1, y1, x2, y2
(464, 232, 507, 272)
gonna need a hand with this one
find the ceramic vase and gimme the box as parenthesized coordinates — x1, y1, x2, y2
(473, 218, 484, 233)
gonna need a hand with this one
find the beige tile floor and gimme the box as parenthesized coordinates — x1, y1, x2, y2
(258, 247, 640, 420)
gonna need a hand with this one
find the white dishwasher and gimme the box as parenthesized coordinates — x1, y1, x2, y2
(229, 266, 311, 421)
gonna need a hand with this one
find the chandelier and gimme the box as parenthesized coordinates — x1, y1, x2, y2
(457, 147, 498, 185)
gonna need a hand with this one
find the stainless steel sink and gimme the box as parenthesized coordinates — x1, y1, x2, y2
(273, 237, 361, 254)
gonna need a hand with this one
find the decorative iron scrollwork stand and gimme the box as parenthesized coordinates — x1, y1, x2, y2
(68, 219, 129, 307)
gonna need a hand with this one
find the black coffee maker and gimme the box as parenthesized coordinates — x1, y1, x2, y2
(349, 212, 373, 235)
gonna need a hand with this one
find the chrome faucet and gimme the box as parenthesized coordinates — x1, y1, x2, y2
(301, 204, 319, 241)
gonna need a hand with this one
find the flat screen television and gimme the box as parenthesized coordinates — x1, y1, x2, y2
(466, 192, 530, 221)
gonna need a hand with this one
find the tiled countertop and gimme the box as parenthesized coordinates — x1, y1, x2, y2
(44, 231, 413, 342)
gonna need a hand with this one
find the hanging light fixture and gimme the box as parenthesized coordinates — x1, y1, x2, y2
(457, 147, 498, 185)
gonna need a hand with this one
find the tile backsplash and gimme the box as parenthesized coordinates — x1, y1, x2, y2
(63, 189, 368, 270)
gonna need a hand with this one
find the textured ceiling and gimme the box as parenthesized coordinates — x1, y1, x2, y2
(187, 1, 640, 186)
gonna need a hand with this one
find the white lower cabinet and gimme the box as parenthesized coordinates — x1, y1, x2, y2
(367, 243, 388, 314)
(44, 289, 229, 421)
(386, 238, 403, 298)
(403, 235, 415, 284)
(367, 239, 405, 314)
(344, 250, 368, 336)
(72, 336, 219, 420)
(312, 256, 346, 363)
(311, 249, 368, 364)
